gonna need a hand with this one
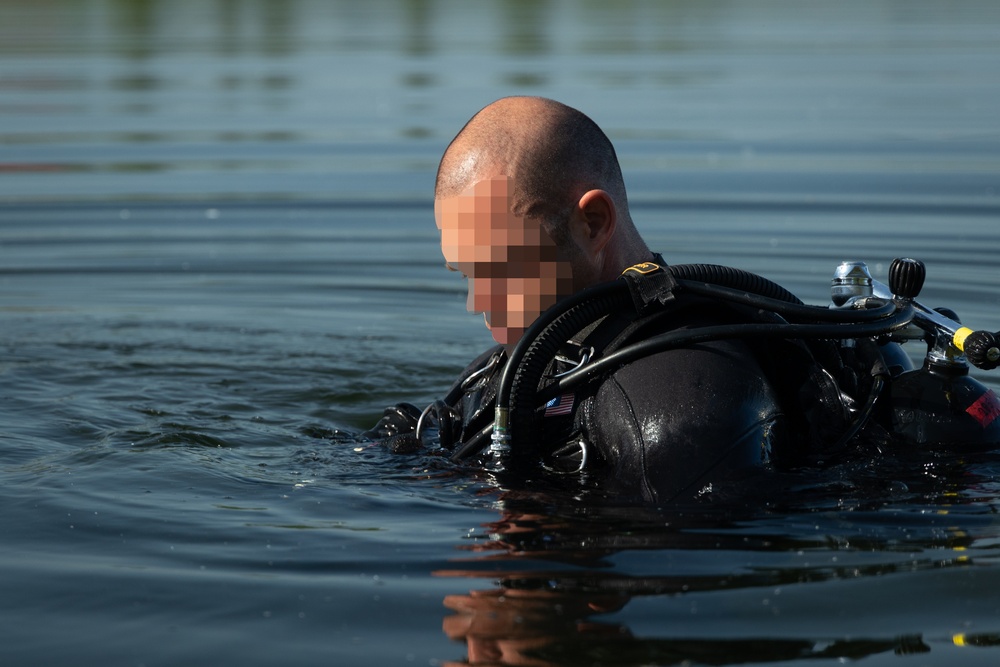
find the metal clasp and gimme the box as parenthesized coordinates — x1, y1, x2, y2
(551, 346, 594, 379)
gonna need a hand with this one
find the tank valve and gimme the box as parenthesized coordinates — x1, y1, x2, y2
(831, 261, 874, 306)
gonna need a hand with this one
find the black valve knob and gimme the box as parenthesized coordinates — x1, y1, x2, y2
(888, 258, 925, 299)
(964, 330, 1000, 371)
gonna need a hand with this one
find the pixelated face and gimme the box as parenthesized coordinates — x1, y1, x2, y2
(435, 176, 574, 346)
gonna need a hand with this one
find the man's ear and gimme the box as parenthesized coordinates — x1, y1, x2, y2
(571, 189, 617, 254)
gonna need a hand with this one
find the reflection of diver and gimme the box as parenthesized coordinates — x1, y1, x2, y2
(434, 497, 996, 667)
(363, 97, 1000, 504)
(441, 584, 936, 667)
(441, 586, 627, 667)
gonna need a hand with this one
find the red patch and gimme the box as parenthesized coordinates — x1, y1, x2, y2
(966, 390, 1000, 428)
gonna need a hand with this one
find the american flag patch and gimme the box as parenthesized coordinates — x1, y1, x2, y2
(544, 393, 575, 417)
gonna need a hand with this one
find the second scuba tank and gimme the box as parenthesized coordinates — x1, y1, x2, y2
(889, 360, 1000, 450)
(831, 258, 1000, 451)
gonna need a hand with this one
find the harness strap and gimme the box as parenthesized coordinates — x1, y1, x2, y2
(620, 260, 679, 315)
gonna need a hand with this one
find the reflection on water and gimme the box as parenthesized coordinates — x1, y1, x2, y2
(3, 0, 1000, 202)
(437, 467, 1000, 665)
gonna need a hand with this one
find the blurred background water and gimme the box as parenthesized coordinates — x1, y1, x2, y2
(2, 1, 1000, 665)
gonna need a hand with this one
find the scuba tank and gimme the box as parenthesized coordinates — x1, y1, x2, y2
(831, 259, 1000, 450)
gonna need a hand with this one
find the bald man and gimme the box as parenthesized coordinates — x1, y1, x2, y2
(368, 97, 816, 504)
(434, 97, 652, 347)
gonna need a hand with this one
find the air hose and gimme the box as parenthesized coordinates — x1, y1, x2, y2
(538, 303, 913, 401)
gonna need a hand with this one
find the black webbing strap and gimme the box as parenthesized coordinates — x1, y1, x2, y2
(620, 262, 679, 316)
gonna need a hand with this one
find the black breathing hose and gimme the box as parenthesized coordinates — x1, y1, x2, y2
(538, 303, 914, 401)
(489, 279, 630, 454)
(669, 263, 803, 305)
(680, 281, 898, 323)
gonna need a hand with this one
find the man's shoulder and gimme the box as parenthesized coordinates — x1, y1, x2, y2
(592, 335, 776, 414)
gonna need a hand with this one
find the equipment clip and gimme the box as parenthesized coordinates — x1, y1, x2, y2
(620, 262, 678, 315)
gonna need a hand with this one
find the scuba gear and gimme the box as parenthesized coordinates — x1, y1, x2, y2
(819, 257, 1000, 449)
(372, 256, 1000, 480)
(487, 262, 825, 458)
(855, 258, 1000, 448)
(483, 258, 917, 465)
(479, 257, 999, 467)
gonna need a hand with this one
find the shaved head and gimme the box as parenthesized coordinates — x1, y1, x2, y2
(435, 96, 631, 237)
(434, 97, 649, 347)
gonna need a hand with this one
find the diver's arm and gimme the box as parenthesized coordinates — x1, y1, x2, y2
(583, 339, 784, 503)
(361, 345, 504, 452)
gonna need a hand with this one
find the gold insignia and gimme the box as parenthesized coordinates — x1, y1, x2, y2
(621, 262, 663, 276)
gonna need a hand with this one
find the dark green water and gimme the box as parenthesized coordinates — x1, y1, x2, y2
(2, 1, 1000, 665)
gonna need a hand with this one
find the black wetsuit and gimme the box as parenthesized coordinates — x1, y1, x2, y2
(363, 256, 1000, 500)
(365, 264, 864, 504)
(448, 353, 776, 503)
(370, 285, 859, 504)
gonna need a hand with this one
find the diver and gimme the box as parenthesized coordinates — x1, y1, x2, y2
(363, 96, 1000, 504)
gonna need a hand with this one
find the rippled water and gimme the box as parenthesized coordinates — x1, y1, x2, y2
(3, 1, 1000, 665)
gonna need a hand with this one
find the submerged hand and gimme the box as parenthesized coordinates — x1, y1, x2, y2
(360, 402, 422, 452)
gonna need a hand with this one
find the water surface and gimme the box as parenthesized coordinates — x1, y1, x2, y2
(2, 1, 1000, 665)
